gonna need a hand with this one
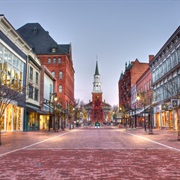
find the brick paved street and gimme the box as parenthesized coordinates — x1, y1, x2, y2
(0, 127, 180, 180)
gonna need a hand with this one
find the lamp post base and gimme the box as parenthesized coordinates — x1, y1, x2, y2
(148, 128, 153, 134)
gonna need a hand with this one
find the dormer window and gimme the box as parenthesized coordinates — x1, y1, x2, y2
(52, 47, 56, 53)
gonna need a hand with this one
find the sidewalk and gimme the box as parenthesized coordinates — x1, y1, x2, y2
(117, 126, 180, 150)
(0, 129, 71, 155)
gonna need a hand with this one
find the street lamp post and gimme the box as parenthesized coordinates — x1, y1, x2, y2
(49, 93, 57, 132)
(134, 103, 137, 128)
(137, 92, 146, 132)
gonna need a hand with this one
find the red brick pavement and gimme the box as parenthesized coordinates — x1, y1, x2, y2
(0, 127, 180, 180)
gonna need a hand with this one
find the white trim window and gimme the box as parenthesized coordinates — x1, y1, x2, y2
(59, 85, 62, 93)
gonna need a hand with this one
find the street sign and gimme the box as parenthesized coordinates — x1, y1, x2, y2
(95, 122, 100, 127)
(171, 99, 178, 108)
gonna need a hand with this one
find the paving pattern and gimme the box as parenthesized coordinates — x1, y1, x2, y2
(0, 127, 180, 180)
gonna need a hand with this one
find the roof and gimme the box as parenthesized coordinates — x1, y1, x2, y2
(94, 61, 100, 75)
(17, 23, 71, 55)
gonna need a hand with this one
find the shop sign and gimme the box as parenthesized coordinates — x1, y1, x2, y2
(171, 99, 179, 108)
(162, 104, 168, 111)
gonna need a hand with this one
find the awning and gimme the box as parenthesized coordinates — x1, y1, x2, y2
(26, 105, 49, 115)
(135, 105, 151, 115)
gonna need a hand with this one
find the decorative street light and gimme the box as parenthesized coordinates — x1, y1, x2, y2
(137, 92, 147, 132)
(137, 91, 154, 134)
(49, 93, 57, 131)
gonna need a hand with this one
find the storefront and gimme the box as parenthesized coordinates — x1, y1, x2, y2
(154, 103, 178, 130)
(39, 114, 49, 130)
(0, 104, 23, 132)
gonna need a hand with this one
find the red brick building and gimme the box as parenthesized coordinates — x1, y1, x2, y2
(130, 55, 154, 128)
(17, 23, 74, 108)
(84, 61, 111, 124)
(118, 59, 149, 112)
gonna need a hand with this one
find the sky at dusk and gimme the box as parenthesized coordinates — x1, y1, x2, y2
(1, 0, 180, 106)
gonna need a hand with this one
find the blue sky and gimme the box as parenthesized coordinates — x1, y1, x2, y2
(1, 0, 180, 106)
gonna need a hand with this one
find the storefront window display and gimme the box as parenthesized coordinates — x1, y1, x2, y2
(0, 104, 23, 131)
(28, 112, 39, 130)
(40, 115, 49, 130)
(169, 111, 173, 128)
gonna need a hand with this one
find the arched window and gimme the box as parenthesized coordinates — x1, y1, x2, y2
(48, 58, 51, 63)
(53, 58, 56, 63)
(51, 71, 55, 77)
(59, 85, 62, 93)
(58, 58, 61, 64)
(59, 71, 63, 79)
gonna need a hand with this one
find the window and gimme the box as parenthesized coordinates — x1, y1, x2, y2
(59, 71, 63, 79)
(29, 85, 33, 99)
(48, 58, 51, 63)
(59, 85, 62, 93)
(52, 48, 56, 53)
(50, 84, 53, 94)
(34, 88, 38, 101)
(30, 66, 33, 80)
(36, 72, 38, 84)
(58, 58, 61, 64)
(51, 71, 55, 77)
(53, 58, 56, 63)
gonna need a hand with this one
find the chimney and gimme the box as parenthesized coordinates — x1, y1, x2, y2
(149, 55, 154, 63)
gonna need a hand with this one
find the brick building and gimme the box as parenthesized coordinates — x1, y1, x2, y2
(131, 55, 154, 128)
(17, 23, 74, 108)
(118, 59, 149, 117)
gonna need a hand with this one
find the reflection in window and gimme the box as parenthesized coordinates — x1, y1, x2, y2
(34, 88, 38, 101)
(30, 66, 33, 80)
(53, 58, 56, 63)
(29, 85, 33, 99)
(36, 72, 38, 84)
(0, 43, 24, 92)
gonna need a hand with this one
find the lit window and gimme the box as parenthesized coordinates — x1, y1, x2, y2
(59, 71, 63, 79)
(59, 85, 62, 93)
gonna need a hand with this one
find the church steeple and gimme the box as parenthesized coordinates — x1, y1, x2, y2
(94, 61, 100, 75)
(93, 61, 102, 93)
